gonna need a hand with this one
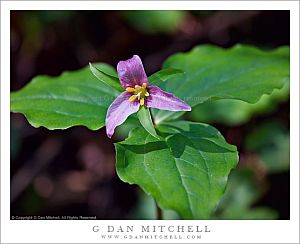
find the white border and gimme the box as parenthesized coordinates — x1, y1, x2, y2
(1, 1, 299, 243)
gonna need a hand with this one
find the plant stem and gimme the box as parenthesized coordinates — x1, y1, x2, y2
(149, 108, 156, 126)
(156, 202, 163, 220)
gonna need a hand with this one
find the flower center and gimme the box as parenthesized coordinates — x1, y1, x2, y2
(126, 83, 149, 106)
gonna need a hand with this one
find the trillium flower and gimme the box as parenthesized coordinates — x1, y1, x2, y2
(106, 55, 191, 138)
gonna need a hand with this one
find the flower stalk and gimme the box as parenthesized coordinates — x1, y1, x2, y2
(156, 202, 163, 220)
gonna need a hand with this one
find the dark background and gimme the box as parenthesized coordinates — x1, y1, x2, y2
(10, 10, 290, 219)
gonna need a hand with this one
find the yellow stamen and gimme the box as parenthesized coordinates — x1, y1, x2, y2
(140, 98, 145, 106)
(126, 87, 135, 92)
(129, 95, 137, 102)
(127, 83, 149, 104)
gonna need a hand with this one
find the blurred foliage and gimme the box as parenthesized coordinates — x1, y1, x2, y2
(13, 11, 76, 54)
(22, 185, 45, 215)
(213, 169, 278, 220)
(245, 121, 290, 173)
(122, 10, 186, 34)
(10, 123, 22, 161)
(188, 82, 289, 126)
(33, 11, 76, 24)
(129, 190, 180, 220)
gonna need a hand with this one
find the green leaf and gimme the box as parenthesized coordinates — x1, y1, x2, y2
(148, 68, 184, 84)
(137, 107, 159, 139)
(153, 44, 290, 123)
(114, 115, 140, 140)
(115, 121, 238, 219)
(89, 62, 123, 92)
(189, 82, 289, 126)
(11, 64, 120, 130)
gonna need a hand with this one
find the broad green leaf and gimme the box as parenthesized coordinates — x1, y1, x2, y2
(148, 68, 184, 84)
(115, 121, 238, 219)
(11, 64, 120, 130)
(189, 82, 289, 126)
(153, 45, 290, 123)
(137, 107, 159, 139)
(89, 62, 123, 92)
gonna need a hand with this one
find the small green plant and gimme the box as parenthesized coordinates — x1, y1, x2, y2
(10, 44, 290, 219)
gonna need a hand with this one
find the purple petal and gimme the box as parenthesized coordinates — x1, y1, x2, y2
(145, 86, 191, 111)
(117, 55, 148, 89)
(106, 92, 140, 138)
